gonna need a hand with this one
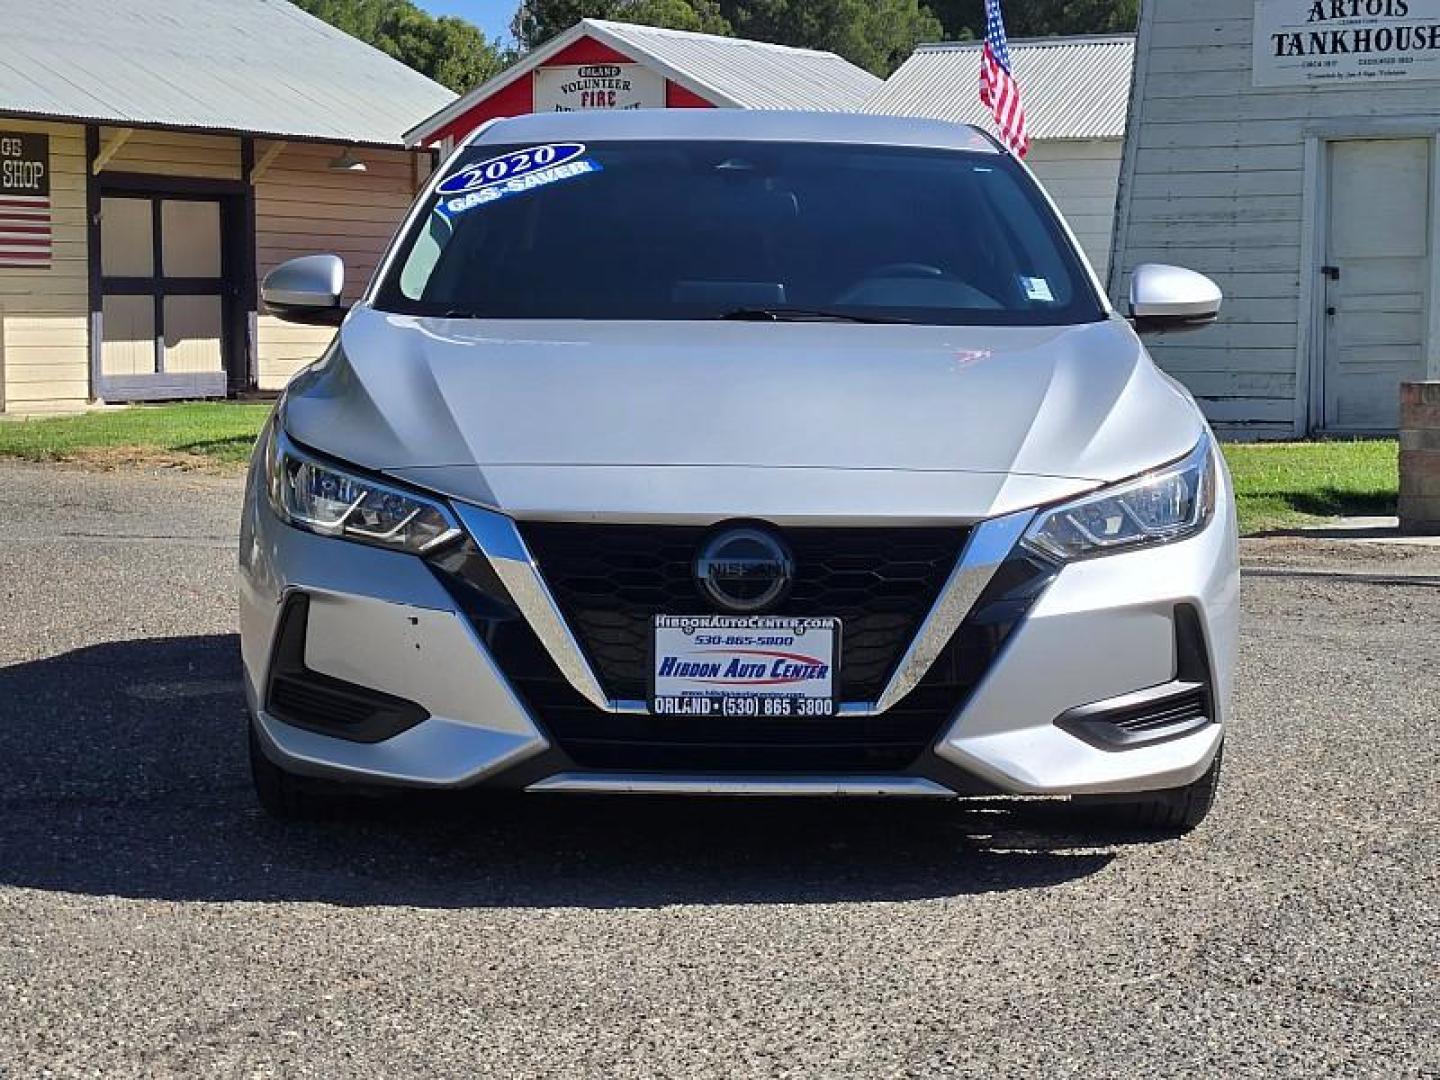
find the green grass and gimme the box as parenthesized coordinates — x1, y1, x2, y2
(0, 402, 270, 468)
(0, 405, 1402, 535)
(1222, 439, 1398, 534)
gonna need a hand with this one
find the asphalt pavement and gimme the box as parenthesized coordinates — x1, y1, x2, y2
(0, 461, 1436, 1078)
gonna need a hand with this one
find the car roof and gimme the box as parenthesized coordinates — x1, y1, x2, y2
(466, 109, 1001, 154)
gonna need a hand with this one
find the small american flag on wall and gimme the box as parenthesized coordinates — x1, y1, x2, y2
(0, 132, 52, 268)
(979, 0, 1030, 158)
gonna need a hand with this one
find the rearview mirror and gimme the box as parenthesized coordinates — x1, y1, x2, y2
(1129, 264, 1222, 334)
(262, 254, 348, 327)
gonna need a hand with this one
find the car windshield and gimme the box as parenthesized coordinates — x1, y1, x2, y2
(375, 140, 1104, 326)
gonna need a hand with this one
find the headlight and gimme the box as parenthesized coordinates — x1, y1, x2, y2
(1023, 439, 1217, 562)
(265, 426, 461, 555)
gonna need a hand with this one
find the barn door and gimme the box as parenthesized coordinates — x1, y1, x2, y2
(97, 193, 236, 401)
(1319, 139, 1432, 432)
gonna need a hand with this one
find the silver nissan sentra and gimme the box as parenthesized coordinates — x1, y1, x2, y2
(241, 109, 1239, 832)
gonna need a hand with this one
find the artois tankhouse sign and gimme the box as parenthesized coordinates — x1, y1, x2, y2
(1254, 0, 1440, 85)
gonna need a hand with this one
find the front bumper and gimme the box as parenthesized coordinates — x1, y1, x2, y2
(239, 460, 1238, 798)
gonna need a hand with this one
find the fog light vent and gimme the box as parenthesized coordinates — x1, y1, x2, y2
(264, 594, 429, 744)
(1056, 681, 1212, 750)
(1108, 686, 1208, 735)
(1055, 604, 1217, 751)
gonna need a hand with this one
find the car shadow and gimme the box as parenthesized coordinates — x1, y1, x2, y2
(0, 635, 1148, 909)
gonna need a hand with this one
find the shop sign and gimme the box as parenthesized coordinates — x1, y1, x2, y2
(0, 132, 51, 269)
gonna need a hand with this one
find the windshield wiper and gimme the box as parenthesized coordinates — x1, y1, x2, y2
(718, 307, 910, 324)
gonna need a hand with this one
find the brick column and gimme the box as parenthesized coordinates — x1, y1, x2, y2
(1400, 382, 1440, 535)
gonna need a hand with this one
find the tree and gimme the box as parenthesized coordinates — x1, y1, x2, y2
(719, 0, 942, 75)
(420, 15, 513, 92)
(926, 0, 1137, 40)
(512, 0, 732, 50)
(514, 0, 938, 75)
(292, 0, 511, 93)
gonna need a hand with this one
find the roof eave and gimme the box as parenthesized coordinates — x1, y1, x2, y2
(583, 20, 744, 111)
(913, 32, 1136, 51)
(0, 108, 422, 151)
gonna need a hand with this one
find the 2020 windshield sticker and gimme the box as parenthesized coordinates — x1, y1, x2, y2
(435, 145, 600, 217)
(437, 144, 588, 196)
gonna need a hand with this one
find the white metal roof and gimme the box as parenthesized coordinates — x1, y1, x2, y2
(407, 18, 882, 146)
(862, 35, 1135, 142)
(0, 0, 455, 147)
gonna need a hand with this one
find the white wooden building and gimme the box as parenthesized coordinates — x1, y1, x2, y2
(1111, 0, 1440, 436)
(862, 36, 1135, 282)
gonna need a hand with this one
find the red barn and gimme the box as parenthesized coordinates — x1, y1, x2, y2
(406, 19, 882, 151)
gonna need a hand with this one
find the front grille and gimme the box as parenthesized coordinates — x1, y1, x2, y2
(518, 523, 970, 702)
(430, 537, 1055, 775)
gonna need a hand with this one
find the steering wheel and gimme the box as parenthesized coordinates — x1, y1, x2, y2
(863, 262, 948, 279)
(836, 261, 1005, 311)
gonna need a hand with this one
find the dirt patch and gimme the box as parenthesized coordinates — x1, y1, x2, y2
(19, 446, 247, 475)
(1242, 535, 1440, 577)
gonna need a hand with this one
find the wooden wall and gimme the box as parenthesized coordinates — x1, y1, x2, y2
(1110, 1, 1304, 436)
(1110, 0, 1440, 437)
(1026, 139, 1124, 283)
(0, 119, 89, 413)
(254, 142, 422, 390)
(101, 127, 241, 180)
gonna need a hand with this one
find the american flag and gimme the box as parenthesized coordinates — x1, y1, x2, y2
(0, 193, 51, 268)
(979, 0, 1030, 158)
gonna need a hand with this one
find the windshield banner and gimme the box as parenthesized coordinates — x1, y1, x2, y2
(435, 145, 601, 217)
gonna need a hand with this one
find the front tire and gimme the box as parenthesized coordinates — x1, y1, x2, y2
(248, 721, 325, 821)
(1084, 744, 1224, 835)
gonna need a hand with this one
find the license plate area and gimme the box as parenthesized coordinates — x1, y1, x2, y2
(650, 615, 839, 718)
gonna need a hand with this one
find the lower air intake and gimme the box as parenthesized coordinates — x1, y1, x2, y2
(1054, 605, 1216, 750)
(265, 594, 430, 744)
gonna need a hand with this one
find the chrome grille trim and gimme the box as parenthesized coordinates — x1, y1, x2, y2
(451, 503, 611, 711)
(872, 510, 1035, 714)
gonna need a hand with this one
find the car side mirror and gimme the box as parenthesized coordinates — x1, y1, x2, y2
(1129, 264, 1222, 334)
(262, 254, 348, 327)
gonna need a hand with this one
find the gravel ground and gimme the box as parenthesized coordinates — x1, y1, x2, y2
(0, 461, 1436, 1078)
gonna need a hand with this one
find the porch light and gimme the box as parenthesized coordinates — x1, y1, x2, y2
(327, 147, 367, 173)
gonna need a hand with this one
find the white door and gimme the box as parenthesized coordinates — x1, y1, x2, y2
(98, 194, 229, 400)
(1320, 139, 1432, 432)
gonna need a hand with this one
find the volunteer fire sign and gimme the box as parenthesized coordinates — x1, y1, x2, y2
(533, 63, 665, 111)
(0, 132, 51, 268)
(1254, 0, 1440, 85)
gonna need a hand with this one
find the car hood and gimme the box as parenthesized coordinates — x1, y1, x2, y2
(282, 307, 1206, 524)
